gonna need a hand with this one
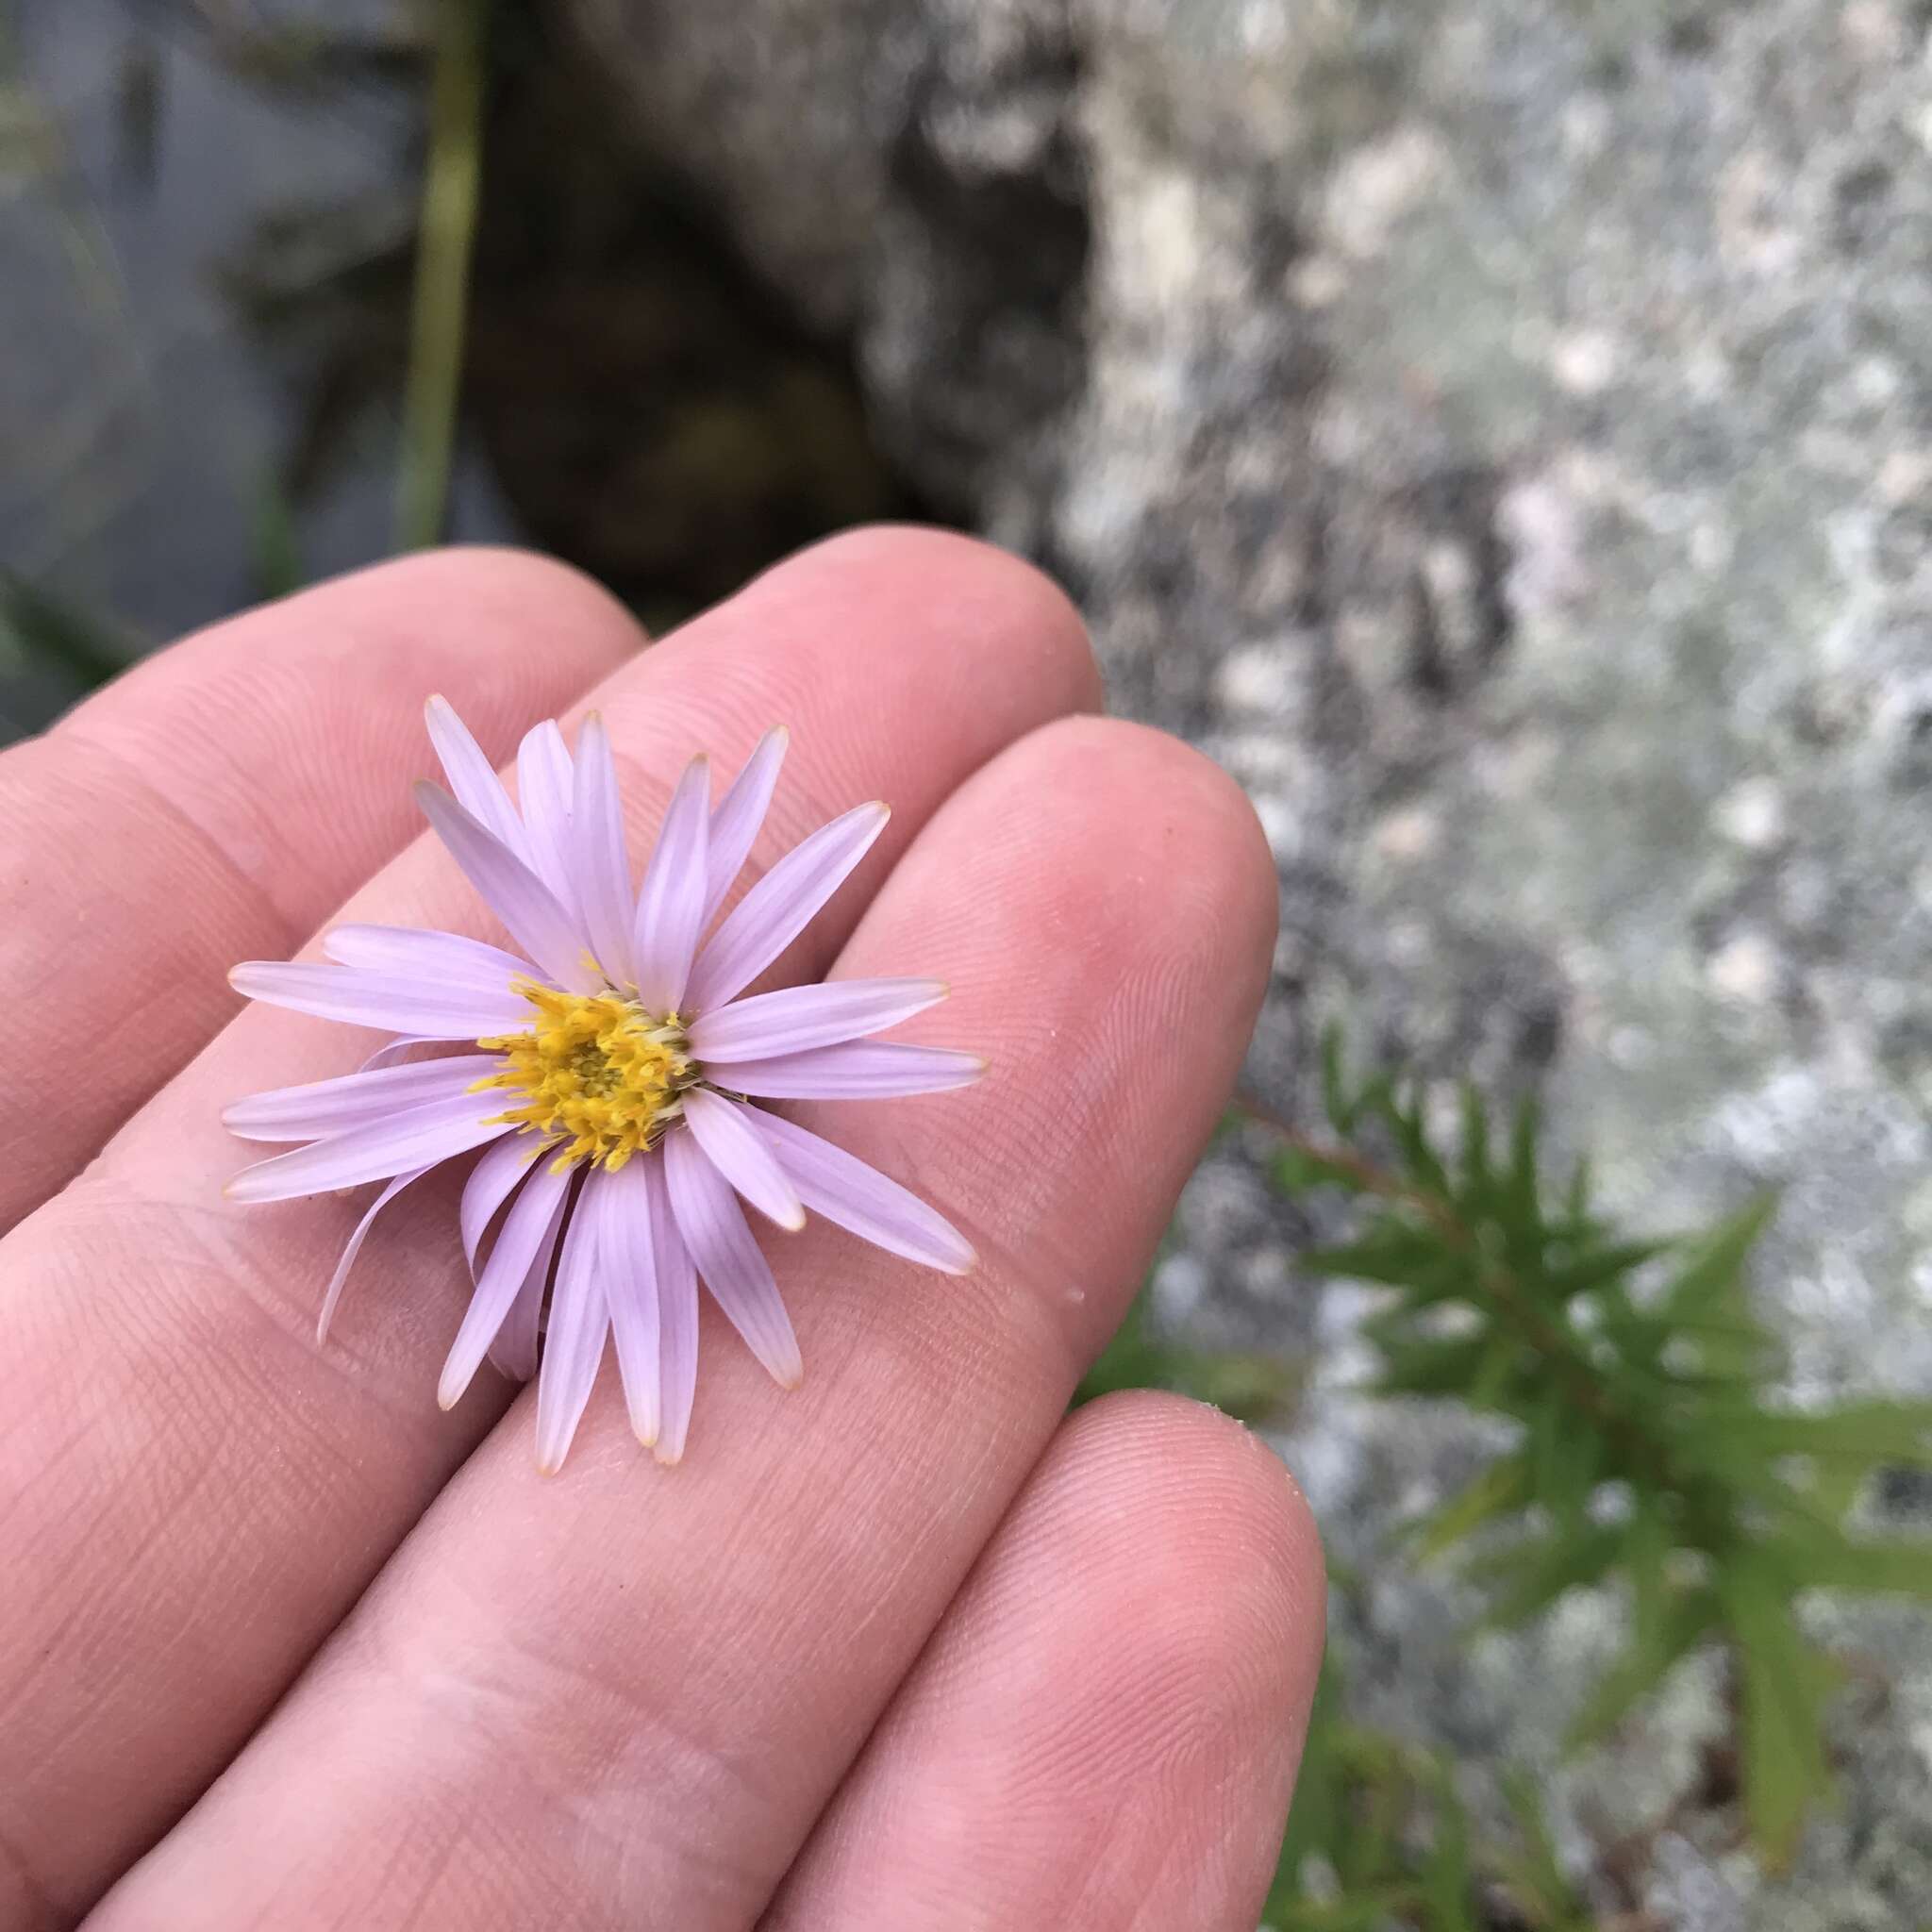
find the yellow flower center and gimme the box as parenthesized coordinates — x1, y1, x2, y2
(476, 982, 693, 1172)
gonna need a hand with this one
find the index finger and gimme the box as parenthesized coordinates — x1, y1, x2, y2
(0, 548, 641, 1232)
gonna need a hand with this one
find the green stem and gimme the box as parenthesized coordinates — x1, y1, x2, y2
(395, 0, 486, 552)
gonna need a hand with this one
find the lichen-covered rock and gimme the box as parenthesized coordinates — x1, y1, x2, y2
(567, 0, 1932, 1920)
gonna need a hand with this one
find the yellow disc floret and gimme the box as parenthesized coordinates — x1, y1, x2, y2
(476, 981, 694, 1172)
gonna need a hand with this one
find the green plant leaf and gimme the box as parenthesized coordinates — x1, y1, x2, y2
(1304, 1226, 1456, 1291)
(1763, 1528, 1932, 1598)
(1273, 1143, 1371, 1196)
(1388, 1088, 1451, 1199)
(1500, 1094, 1543, 1255)
(1541, 1238, 1670, 1302)
(1409, 1457, 1533, 1564)
(1319, 1023, 1350, 1133)
(1417, 1761, 1478, 1932)
(1657, 1193, 1778, 1320)
(1457, 1081, 1491, 1208)
(1625, 1499, 1671, 1654)
(0, 573, 133, 689)
(1724, 1558, 1838, 1866)
(1563, 1152, 1593, 1222)
(249, 471, 307, 600)
(1719, 1400, 1932, 1467)
(1375, 1334, 1497, 1399)
(1496, 1768, 1593, 1926)
(1565, 1586, 1721, 1750)
(1480, 1524, 1624, 1629)
(1524, 1380, 1605, 1531)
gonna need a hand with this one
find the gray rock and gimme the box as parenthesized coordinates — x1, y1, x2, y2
(567, 0, 1932, 1921)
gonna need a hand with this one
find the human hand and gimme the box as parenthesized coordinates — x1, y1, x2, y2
(0, 529, 1323, 1930)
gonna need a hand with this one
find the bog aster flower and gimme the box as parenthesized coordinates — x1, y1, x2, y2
(225, 699, 979, 1470)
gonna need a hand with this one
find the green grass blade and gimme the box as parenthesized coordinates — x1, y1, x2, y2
(394, 0, 486, 551)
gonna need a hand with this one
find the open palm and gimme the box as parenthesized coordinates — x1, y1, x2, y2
(0, 528, 1322, 1931)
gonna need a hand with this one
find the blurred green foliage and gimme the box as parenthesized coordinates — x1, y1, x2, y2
(1275, 1029, 1932, 1867)
(395, 0, 485, 550)
(1074, 1271, 1303, 1424)
(1096, 1031, 1932, 1922)
(0, 574, 131, 689)
(1262, 1661, 1596, 1932)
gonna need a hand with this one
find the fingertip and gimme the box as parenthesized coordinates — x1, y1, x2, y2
(1060, 1388, 1326, 1700)
(777, 525, 1102, 721)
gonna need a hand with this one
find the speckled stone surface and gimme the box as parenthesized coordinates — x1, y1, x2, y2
(568, 1, 1932, 1920)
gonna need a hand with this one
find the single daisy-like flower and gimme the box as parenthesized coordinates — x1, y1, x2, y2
(225, 700, 979, 1470)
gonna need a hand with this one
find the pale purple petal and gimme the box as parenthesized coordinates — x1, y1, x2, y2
(663, 1127, 803, 1388)
(425, 694, 535, 865)
(358, 1036, 441, 1072)
(415, 782, 594, 992)
(632, 755, 710, 1015)
(647, 1158, 698, 1464)
(230, 960, 530, 1040)
(570, 714, 637, 989)
(720, 1041, 986, 1101)
(316, 1165, 432, 1342)
(594, 1159, 660, 1446)
(679, 1088, 805, 1231)
(461, 1130, 540, 1274)
(684, 801, 889, 1013)
(227, 1093, 510, 1204)
(487, 1191, 563, 1384)
(689, 977, 946, 1064)
(516, 718, 578, 911)
(438, 1158, 572, 1408)
(752, 1109, 975, 1275)
(535, 1179, 610, 1473)
(703, 726, 787, 923)
(323, 923, 533, 991)
(225, 1054, 500, 1142)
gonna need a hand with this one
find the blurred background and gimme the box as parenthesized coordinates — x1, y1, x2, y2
(5, 2, 1932, 1926)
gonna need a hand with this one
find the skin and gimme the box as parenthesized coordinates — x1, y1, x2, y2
(0, 529, 1324, 1932)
